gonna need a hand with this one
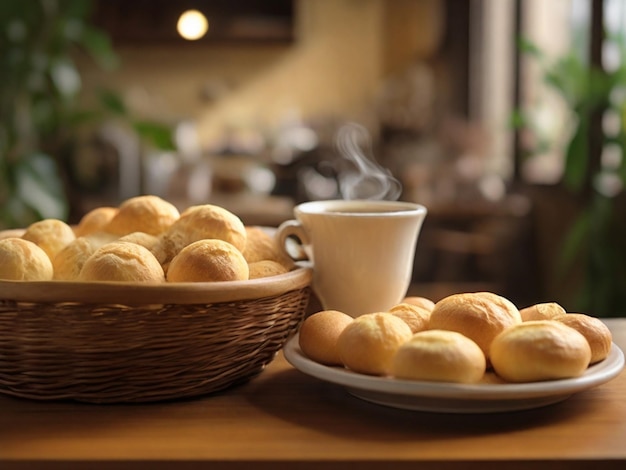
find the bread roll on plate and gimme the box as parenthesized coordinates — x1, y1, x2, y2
(299, 310, 354, 366)
(337, 312, 412, 376)
(556, 313, 612, 364)
(392, 329, 486, 383)
(388, 302, 431, 333)
(490, 320, 591, 382)
(401, 296, 435, 311)
(519, 302, 566, 322)
(429, 292, 521, 360)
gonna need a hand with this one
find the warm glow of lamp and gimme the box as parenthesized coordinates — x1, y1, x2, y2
(177, 10, 208, 40)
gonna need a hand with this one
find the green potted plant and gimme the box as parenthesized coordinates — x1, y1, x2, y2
(515, 34, 626, 317)
(0, 0, 174, 230)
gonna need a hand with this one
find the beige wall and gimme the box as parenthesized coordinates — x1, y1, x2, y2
(78, 0, 443, 147)
(78, 1, 378, 145)
(195, 0, 387, 145)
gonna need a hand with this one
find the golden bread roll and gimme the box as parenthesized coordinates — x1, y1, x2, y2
(74, 206, 118, 237)
(0, 228, 25, 240)
(21, 218, 76, 260)
(428, 292, 521, 360)
(337, 312, 412, 376)
(490, 320, 591, 382)
(151, 230, 186, 267)
(166, 239, 249, 283)
(154, 204, 247, 267)
(391, 329, 486, 383)
(52, 232, 118, 281)
(105, 195, 180, 236)
(78, 241, 165, 282)
(242, 226, 295, 269)
(298, 310, 354, 366)
(52, 237, 99, 281)
(556, 314, 612, 364)
(175, 204, 247, 251)
(520, 302, 566, 322)
(117, 232, 160, 251)
(248, 260, 289, 279)
(388, 302, 431, 333)
(401, 296, 436, 311)
(0, 238, 54, 281)
(83, 231, 120, 247)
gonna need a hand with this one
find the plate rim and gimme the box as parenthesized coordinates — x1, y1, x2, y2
(283, 333, 625, 402)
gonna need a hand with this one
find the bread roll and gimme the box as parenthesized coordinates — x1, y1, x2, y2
(52, 237, 99, 281)
(154, 204, 247, 267)
(388, 302, 431, 333)
(520, 302, 566, 322)
(54, 233, 118, 282)
(299, 310, 354, 366)
(490, 320, 591, 382)
(105, 195, 180, 236)
(166, 239, 248, 283)
(401, 296, 435, 311)
(74, 206, 118, 237)
(392, 330, 486, 383)
(428, 292, 521, 360)
(557, 314, 612, 364)
(175, 204, 247, 252)
(21, 218, 76, 260)
(78, 241, 165, 282)
(83, 231, 120, 247)
(117, 232, 160, 251)
(248, 260, 289, 279)
(242, 226, 294, 269)
(151, 230, 186, 268)
(0, 228, 25, 240)
(0, 238, 54, 281)
(337, 312, 412, 375)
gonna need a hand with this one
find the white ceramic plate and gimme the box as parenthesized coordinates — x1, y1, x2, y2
(283, 334, 625, 413)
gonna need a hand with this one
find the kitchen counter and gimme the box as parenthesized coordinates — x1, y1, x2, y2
(1, 319, 625, 469)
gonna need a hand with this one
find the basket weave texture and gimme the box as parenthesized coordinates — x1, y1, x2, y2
(0, 267, 311, 403)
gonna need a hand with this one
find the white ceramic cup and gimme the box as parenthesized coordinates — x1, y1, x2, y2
(276, 199, 427, 317)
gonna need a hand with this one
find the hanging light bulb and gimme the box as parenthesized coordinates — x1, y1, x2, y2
(177, 9, 209, 41)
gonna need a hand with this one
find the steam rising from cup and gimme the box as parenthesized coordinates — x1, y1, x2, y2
(336, 123, 402, 201)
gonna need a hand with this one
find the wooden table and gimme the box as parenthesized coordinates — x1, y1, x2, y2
(2, 319, 625, 469)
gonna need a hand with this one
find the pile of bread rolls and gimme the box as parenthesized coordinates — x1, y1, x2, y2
(0, 195, 294, 283)
(298, 292, 613, 384)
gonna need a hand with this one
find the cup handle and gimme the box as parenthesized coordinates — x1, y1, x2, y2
(275, 219, 310, 261)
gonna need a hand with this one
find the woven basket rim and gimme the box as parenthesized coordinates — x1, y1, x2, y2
(0, 263, 312, 305)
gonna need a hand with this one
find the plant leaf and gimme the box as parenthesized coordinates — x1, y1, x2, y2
(15, 152, 68, 220)
(544, 54, 587, 107)
(132, 121, 175, 150)
(517, 36, 543, 59)
(98, 88, 127, 116)
(557, 209, 591, 276)
(562, 116, 589, 191)
(79, 25, 119, 70)
(509, 108, 527, 129)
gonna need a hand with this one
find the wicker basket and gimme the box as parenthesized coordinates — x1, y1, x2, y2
(0, 266, 312, 403)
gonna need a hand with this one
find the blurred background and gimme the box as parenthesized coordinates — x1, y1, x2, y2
(1, 0, 626, 316)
